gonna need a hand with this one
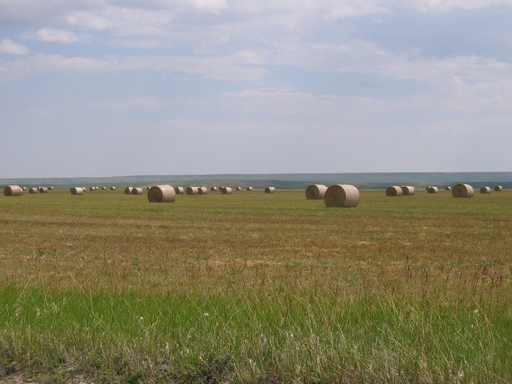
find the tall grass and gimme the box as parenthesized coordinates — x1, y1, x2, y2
(1, 190, 511, 382)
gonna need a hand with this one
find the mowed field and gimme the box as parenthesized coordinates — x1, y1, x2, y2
(1, 188, 511, 383)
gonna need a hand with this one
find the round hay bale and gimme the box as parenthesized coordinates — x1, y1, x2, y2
(148, 185, 176, 203)
(445, 186, 452, 191)
(324, 184, 360, 208)
(198, 187, 208, 195)
(38, 187, 48, 193)
(265, 187, 276, 193)
(4, 185, 23, 196)
(236, 187, 242, 191)
(210, 187, 218, 192)
(220, 187, 233, 195)
(452, 183, 474, 198)
(186, 187, 199, 195)
(386, 186, 403, 196)
(110, 186, 116, 190)
(246, 186, 253, 191)
(175, 187, 185, 194)
(70, 187, 84, 195)
(494, 185, 503, 192)
(81, 187, 86, 192)
(480, 186, 491, 194)
(427, 186, 439, 194)
(131, 187, 143, 195)
(90, 187, 95, 191)
(401, 186, 415, 196)
(102, 186, 107, 190)
(29, 187, 38, 194)
(125, 187, 134, 194)
(305, 184, 327, 200)
(22, 187, 27, 191)
(48, 186, 54, 191)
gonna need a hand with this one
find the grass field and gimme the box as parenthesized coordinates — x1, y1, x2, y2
(1, 188, 511, 383)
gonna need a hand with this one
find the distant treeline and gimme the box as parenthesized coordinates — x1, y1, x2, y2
(2, 172, 511, 190)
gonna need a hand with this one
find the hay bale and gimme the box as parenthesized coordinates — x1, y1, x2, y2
(81, 187, 86, 192)
(148, 185, 176, 203)
(210, 187, 218, 192)
(186, 187, 199, 195)
(386, 186, 403, 196)
(246, 187, 253, 191)
(110, 186, 116, 190)
(175, 187, 185, 194)
(401, 186, 415, 196)
(4, 185, 23, 196)
(480, 186, 491, 194)
(29, 187, 38, 194)
(48, 186, 54, 191)
(38, 187, 48, 193)
(102, 186, 107, 190)
(305, 184, 327, 200)
(236, 187, 242, 191)
(220, 187, 232, 195)
(452, 183, 474, 198)
(131, 187, 143, 195)
(265, 187, 276, 193)
(427, 186, 439, 194)
(125, 187, 134, 194)
(494, 185, 503, 191)
(445, 186, 452, 191)
(324, 184, 360, 208)
(22, 187, 27, 191)
(198, 187, 208, 195)
(70, 187, 84, 195)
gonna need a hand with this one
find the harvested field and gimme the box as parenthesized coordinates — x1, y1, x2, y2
(0, 189, 511, 383)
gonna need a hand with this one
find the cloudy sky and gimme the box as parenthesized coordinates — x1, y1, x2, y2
(1, 0, 511, 178)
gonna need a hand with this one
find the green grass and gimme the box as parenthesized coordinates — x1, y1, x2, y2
(1, 189, 511, 383)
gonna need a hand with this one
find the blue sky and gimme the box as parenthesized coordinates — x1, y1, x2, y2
(1, 0, 511, 178)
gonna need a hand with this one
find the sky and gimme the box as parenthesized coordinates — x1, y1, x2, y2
(1, 0, 512, 178)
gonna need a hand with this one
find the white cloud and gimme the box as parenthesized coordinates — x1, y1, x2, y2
(65, 8, 172, 34)
(412, 0, 512, 12)
(2, 0, 511, 33)
(323, 1, 393, 19)
(108, 38, 167, 48)
(370, 54, 512, 109)
(65, 11, 112, 31)
(0, 39, 30, 55)
(185, 0, 228, 14)
(29, 28, 84, 44)
(0, 51, 267, 81)
(0, 54, 115, 80)
(150, 51, 267, 80)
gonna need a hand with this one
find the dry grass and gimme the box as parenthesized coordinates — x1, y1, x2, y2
(1, 190, 509, 297)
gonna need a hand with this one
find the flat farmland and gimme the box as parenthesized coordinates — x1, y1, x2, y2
(1, 189, 511, 383)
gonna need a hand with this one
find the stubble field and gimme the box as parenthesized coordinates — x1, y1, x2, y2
(0, 188, 511, 383)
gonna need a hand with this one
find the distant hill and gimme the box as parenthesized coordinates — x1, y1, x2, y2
(1, 172, 511, 190)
